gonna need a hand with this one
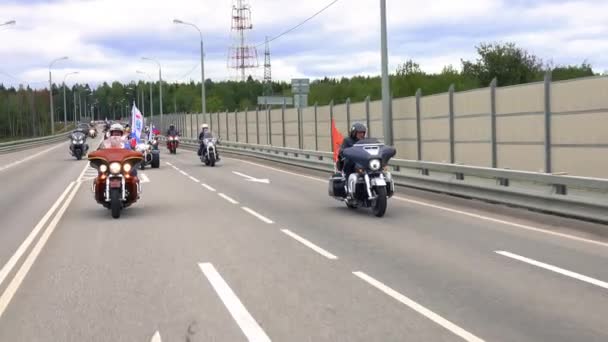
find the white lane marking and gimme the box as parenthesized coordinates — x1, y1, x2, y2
(202, 183, 217, 192)
(281, 229, 338, 260)
(218, 193, 239, 205)
(226, 157, 324, 183)
(140, 173, 151, 183)
(228, 157, 608, 249)
(76, 161, 90, 181)
(353, 271, 485, 342)
(0, 182, 75, 289)
(232, 170, 270, 184)
(166, 162, 173, 166)
(179, 170, 188, 176)
(188, 175, 200, 183)
(151, 331, 162, 342)
(241, 207, 274, 224)
(496, 251, 608, 290)
(394, 197, 608, 249)
(0, 181, 82, 319)
(0, 143, 63, 172)
(199, 263, 271, 342)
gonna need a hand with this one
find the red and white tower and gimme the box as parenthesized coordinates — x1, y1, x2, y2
(228, 0, 259, 81)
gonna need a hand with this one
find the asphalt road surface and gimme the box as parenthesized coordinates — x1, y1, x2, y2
(0, 140, 607, 341)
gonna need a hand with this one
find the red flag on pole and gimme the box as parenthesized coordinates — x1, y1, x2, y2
(331, 119, 344, 162)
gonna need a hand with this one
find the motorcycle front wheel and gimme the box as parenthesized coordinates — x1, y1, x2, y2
(372, 186, 387, 217)
(110, 188, 122, 219)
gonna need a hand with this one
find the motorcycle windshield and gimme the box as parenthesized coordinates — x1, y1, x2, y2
(342, 140, 396, 167)
(71, 132, 86, 141)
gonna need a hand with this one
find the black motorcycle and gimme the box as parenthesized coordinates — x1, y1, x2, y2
(69, 131, 89, 160)
(328, 138, 396, 217)
(199, 136, 219, 167)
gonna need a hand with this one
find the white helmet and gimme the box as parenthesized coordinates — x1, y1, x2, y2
(201, 124, 209, 130)
(109, 123, 124, 136)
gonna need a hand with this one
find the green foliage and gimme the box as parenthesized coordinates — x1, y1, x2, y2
(0, 42, 599, 138)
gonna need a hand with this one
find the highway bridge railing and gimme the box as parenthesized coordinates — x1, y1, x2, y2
(171, 137, 608, 223)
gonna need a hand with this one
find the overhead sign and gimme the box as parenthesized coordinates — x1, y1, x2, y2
(291, 78, 310, 94)
(257, 96, 293, 106)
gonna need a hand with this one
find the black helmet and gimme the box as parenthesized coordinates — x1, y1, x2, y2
(349, 122, 367, 139)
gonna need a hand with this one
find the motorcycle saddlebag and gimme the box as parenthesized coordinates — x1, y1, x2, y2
(328, 173, 347, 198)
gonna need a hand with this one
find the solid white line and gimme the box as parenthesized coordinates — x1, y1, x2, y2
(150, 331, 162, 342)
(166, 162, 173, 166)
(0, 181, 82, 319)
(241, 207, 274, 224)
(0, 182, 75, 289)
(218, 193, 239, 204)
(199, 263, 271, 342)
(179, 170, 188, 176)
(394, 197, 608, 248)
(353, 271, 485, 342)
(201, 183, 217, 192)
(0, 143, 63, 172)
(228, 158, 608, 248)
(281, 229, 338, 260)
(496, 251, 608, 290)
(188, 175, 200, 183)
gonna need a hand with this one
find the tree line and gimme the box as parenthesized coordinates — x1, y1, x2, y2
(0, 42, 596, 139)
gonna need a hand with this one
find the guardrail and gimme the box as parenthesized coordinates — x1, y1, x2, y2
(0, 133, 69, 154)
(170, 137, 608, 223)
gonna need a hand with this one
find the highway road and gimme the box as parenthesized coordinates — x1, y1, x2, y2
(0, 138, 607, 341)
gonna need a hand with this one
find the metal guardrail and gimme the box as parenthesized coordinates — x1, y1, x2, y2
(0, 133, 69, 154)
(171, 137, 608, 223)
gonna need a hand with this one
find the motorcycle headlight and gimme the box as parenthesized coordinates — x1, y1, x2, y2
(123, 163, 132, 173)
(99, 164, 108, 173)
(168, 136, 174, 141)
(109, 162, 121, 174)
(152, 140, 157, 145)
(369, 159, 381, 171)
(89, 130, 94, 134)
(78, 140, 84, 144)
(72, 139, 77, 144)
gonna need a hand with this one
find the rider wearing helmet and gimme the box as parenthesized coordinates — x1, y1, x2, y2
(166, 123, 179, 137)
(337, 122, 367, 176)
(197, 123, 220, 160)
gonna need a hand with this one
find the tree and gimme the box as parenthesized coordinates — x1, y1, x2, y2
(461, 42, 544, 86)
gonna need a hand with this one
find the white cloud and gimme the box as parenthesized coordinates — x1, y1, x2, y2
(0, 0, 607, 88)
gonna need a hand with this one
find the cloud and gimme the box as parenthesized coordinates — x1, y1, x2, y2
(1, 0, 607, 88)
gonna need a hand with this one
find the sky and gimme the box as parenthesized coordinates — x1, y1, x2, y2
(0, 0, 607, 89)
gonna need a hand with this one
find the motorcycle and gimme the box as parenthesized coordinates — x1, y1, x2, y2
(69, 131, 89, 160)
(328, 138, 396, 217)
(88, 148, 143, 219)
(166, 135, 179, 154)
(88, 127, 97, 138)
(200, 136, 219, 167)
(136, 137, 160, 169)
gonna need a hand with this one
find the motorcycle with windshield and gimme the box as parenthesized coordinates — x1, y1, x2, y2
(88, 142, 143, 219)
(166, 135, 179, 154)
(199, 135, 219, 167)
(69, 130, 89, 160)
(135, 137, 160, 169)
(328, 138, 396, 217)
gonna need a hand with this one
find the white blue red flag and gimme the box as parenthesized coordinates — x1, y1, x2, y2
(131, 102, 144, 141)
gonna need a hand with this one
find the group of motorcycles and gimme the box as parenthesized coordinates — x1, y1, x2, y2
(77, 117, 396, 219)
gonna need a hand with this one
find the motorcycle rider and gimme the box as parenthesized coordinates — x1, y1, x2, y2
(69, 126, 90, 155)
(166, 123, 179, 137)
(197, 124, 220, 160)
(101, 123, 138, 178)
(337, 123, 367, 192)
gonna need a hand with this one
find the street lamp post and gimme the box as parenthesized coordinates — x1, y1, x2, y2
(142, 57, 163, 132)
(379, 0, 392, 146)
(49, 56, 68, 134)
(137, 70, 154, 128)
(63, 71, 79, 130)
(174, 18, 206, 132)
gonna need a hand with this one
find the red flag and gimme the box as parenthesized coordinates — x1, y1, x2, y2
(331, 119, 344, 162)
